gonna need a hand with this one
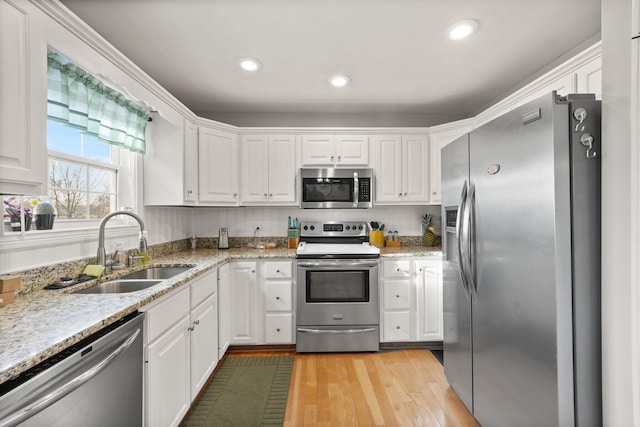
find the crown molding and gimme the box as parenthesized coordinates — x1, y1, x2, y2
(30, 0, 199, 123)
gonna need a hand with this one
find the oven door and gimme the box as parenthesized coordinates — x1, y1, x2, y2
(296, 259, 379, 326)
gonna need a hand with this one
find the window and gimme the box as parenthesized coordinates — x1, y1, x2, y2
(48, 119, 118, 219)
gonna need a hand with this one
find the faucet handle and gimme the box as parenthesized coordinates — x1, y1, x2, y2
(129, 255, 144, 268)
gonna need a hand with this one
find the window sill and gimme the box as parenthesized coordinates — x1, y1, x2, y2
(0, 223, 140, 251)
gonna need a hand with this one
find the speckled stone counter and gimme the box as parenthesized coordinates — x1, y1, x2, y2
(0, 245, 439, 386)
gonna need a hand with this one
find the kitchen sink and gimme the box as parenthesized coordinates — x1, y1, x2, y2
(119, 266, 193, 280)
(74, 279, 163, 294)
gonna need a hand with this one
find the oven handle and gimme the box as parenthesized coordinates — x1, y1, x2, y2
(353, 171, 359, 208)
(297, 327, 378, 334)
(297, 261, 379, 269)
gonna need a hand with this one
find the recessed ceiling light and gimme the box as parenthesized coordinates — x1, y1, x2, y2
(447, 19, 478, 40)
(329, 75, 350, 87)
(238, 58, 262, 72)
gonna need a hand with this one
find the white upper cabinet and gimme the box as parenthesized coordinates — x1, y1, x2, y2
(144, 115, 197, 206)
(198, 126, 239, 205)
(240, 135, 296, 205)
(300, 135, 369, 166)
(0, 1, 47, 195)
(428, 121, 474, 203)
(374, 135, 429, 204)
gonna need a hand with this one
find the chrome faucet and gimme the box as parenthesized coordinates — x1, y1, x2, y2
(97, 210, 148, 266)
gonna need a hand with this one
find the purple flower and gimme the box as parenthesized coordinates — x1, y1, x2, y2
(3, 198, 32, 219)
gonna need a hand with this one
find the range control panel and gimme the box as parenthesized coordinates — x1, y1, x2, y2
(299, 221, 368, 238)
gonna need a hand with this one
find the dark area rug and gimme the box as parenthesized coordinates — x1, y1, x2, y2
(180, 355, 294, 427)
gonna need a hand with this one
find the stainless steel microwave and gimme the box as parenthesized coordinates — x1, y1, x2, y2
(299, 168, 373, 209)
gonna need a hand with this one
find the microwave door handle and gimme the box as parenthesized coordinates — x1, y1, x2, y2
(353, 172, 359, 207)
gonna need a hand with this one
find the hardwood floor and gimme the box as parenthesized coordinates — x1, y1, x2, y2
(232, 348, 479, 426)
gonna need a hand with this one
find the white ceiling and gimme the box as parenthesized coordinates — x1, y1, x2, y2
(59, 0, 601, 127)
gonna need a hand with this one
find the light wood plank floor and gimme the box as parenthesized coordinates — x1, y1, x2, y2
(233, 349, 479, 427)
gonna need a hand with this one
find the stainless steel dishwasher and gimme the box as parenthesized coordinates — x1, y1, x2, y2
(0, 312, 144, 427)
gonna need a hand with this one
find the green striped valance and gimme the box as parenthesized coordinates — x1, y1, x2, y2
(47, 51, 149, 154)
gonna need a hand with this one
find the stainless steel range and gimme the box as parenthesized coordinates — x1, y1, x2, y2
(295, 220, 380, 352)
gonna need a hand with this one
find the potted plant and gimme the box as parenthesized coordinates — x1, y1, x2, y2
(3, 197, 33, 232)
(34, 200, 56, 230)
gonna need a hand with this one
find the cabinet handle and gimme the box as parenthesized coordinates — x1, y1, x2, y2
(188, 326, 195, 332)
(396, 294, 400, 298)
(187, 190, 192, 194)
(338, 156, 341, 161)
(433, 191, 437, 195)
(251, 270, 255, 273)
(396, 326, 401, 330)
(269, 193, 273, 197)
(331, 156, 335, 161)
(276, 269, 280, 273)
(398, 193, 402, 196)
(194, 320, 200, 325)
(276, 296, 280, 300)
(276, 328, 281, 332)
(264, 193, 268, 197)
(233, 193, 238, 197)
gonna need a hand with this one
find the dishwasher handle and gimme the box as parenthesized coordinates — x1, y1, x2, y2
(0, 327, 141, 427)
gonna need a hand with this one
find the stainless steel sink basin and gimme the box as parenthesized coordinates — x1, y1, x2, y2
(74, 279, 163, 294)
(119, 266, 193, 280)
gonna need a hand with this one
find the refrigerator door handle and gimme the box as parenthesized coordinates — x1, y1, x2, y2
(462, 181, 478, 302)
(456, 180, 471, 299)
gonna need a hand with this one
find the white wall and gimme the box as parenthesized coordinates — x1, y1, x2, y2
(601, 0, 640, 425)
(191, 205, 441, 238)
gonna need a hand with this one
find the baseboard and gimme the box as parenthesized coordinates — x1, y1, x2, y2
(380, 341, 443, 351)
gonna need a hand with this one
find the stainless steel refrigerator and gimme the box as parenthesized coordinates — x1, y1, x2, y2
(441, 92, 602, 427)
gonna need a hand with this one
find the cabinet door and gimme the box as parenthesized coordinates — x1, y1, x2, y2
(383, 311, 412, 342)
(183, 120, 198, 203)
(335, 135, 369, 166)
(218, 263, 231, 360)
(402, 135, 429, 203)
(300, 135, 335, 166)
(198, 127, 239, 205)
(0, 1, 47, 195)
(374, 136, 403, 203)
(190, 293, 218, 400)
(267, 135, 297, 204)
(264, 313, 293, 344)
(229, 262, 258, 344)
(263, 281, 293, 312)
(240, 135, 269, 203)
(146, 316, 191, 427)
(416, 262, 444, 341)
(383, 280, 411, 310)
(429, 124, 472, 203)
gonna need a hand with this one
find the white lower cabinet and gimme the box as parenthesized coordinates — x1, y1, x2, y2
(261, 261, 294, 344)
(415, 260, 444, 341)
(229, 260, 295, 345)
(142, 269, 218, 427)
(229, 261, 259, 344)
(217, 263, 231, 360)
(380, 258, 443, 343)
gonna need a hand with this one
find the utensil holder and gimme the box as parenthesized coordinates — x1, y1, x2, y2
(288, 228, 299, 249)
(369, 230, 384, 248)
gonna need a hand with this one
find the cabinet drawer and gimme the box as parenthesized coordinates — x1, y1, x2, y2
(264, 261, 292, 279)
(264, 314, 293, 344)
(264, 281, 293, 312)
(383, 260, 411, 278)
(383, 311, 411, 342)
(383, 280, 411, 310)
(144, 287, 190, 343)
(190, 270, 217, 308)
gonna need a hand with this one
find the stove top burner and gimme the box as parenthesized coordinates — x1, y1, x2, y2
(297, 220, 379, 258)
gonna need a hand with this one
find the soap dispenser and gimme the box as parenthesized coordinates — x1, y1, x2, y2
(112, 243, 126, 269)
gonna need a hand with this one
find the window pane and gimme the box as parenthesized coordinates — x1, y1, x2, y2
(89, 166, 116, 193)
(50, 188, 86, 219)
(50, 159, 87, 191)
(47, 119, 111, 163)
(89, 193, 114, 219)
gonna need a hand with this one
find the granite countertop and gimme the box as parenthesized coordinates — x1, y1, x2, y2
(0, 245, 440, 386)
